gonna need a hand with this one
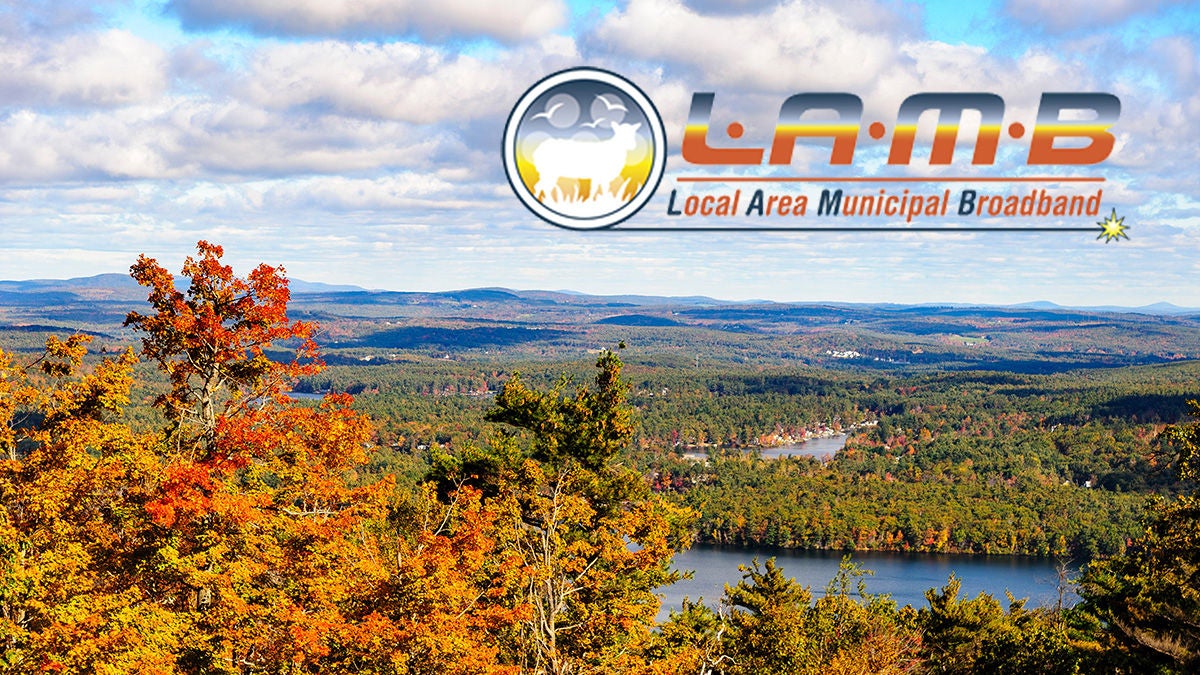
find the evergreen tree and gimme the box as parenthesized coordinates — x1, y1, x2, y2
(1079, 400, 1200, 673)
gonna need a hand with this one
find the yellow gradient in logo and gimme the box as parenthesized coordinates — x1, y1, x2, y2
(515, 134, 654, 209)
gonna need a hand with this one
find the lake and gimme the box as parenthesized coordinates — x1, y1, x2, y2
(663, 430, 1078, 618)
(684, 433, 849, 461)
(658, 545, 1078, 621)
(758, 433, 848, 459)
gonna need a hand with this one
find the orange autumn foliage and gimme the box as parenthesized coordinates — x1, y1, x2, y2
(124, 240, 321, 446)
(1, 242, 520, 674)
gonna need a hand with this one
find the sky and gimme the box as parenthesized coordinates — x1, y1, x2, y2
(0, 0, 1197, 306)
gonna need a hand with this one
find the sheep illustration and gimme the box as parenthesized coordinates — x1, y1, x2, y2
(531, 121, 642, 202)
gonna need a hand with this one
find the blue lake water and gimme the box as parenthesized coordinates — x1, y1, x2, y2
(285, 397, 1074, 618)
(757, 433, 847, 459)
(684, 433, 848, 461)
(665, 433, 1078, 619)
(659, 545, 1078, 621)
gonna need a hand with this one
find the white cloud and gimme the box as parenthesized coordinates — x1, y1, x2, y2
(594, 0, 905, 92)
(0, 30, 167, 107)
(240, 36, 579, 123)
(0, 100, 477, 181)
(168, 102, 453, 175)
(1065, 35, 1200, 185)
(0, 1, 111, 37)
(0, 28, 583, 182)
(1005, 0, 1184, 32)
(0, 107, 176, 180)
(168, 0, 567, 42)
(168, 174, 494, 213)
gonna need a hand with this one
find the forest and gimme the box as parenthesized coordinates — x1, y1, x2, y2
(1, 242, 1198, 673)
(300, 353, 1192, 560)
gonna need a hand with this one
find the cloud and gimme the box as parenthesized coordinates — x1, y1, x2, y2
(167, 174, 495, 213)
(0, 1, 110, 37)
(167, 103, 456, 175)
(239, 36, 579, 123)
(0, 101, 479, 181)
(168, 0, 567, 42)
(1039, 34, 1200, 191)
(676, 0, 790, 14)
(0, 29, 583, 182)
(593, 0, 913, 92)
(0, 29, 168, 107)
(0, 107, 179, 180)
(1004, 0, 1184, 32)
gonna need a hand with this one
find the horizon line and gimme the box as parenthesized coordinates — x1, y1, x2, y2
(0, 273, 1192, 314)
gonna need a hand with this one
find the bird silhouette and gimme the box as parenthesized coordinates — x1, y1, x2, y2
(531, 100, 566, 121)
(581, 118, 610, 128)
(594, 94, 628, 113)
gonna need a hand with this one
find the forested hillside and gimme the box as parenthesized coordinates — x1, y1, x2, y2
(2, 244, 1199, 673)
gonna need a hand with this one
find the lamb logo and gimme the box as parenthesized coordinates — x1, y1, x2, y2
(503, 68, 666, 229)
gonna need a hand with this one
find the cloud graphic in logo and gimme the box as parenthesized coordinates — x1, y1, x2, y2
(503, 68, 666, 229)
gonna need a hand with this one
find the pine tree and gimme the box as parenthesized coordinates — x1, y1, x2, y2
(1078, 399, 1200, 673)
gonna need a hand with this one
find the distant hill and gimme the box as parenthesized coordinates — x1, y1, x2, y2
(1, 274, 1194, 316)
(528, 290, 733, 306)
(595, 314, 683, 327)
(3, 272, 1200, 373)
(0, 274, 367, 300)
(1011, 300, 1199, 316)
(289, 279, 367, 294)
(0, 273, 146, 301)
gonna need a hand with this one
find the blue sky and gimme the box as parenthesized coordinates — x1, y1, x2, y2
(0, 0, 1197, 306)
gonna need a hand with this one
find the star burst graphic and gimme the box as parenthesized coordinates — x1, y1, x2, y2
(1097, 208, 1129, 243)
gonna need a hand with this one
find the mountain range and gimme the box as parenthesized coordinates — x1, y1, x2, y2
(0, 274, 1193, 316)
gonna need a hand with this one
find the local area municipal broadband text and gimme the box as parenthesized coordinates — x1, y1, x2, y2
(665, 188, 1104, 222)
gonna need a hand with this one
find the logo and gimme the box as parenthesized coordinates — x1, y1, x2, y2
(503, 68, 666, 230)
(682, 92, 1121, 166)
(504, 70, 1127, 240)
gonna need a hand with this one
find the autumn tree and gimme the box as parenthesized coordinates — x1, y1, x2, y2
(919, 575, 1082, 675)
(648, 600, 732, 675)
(128, 242, 531, 674)
(437, 348, 694, 674)
(3, 242, 520, 673)
(0, 335, 175, 672)
(124, 240, 320, 447)
(666, 556, 923, 675)
(722, 557, 815, 674)
(1078, 399, 1200, 673)
(808, 558, 922, 675)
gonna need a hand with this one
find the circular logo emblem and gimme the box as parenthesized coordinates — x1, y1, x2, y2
(503, 68, 666, 230)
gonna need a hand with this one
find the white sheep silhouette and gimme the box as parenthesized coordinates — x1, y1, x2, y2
(531, 122, 642, 202)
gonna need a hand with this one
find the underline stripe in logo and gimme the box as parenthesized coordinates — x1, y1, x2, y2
(674, 176, 1106, 183)
(599, 226, 1100, 232)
